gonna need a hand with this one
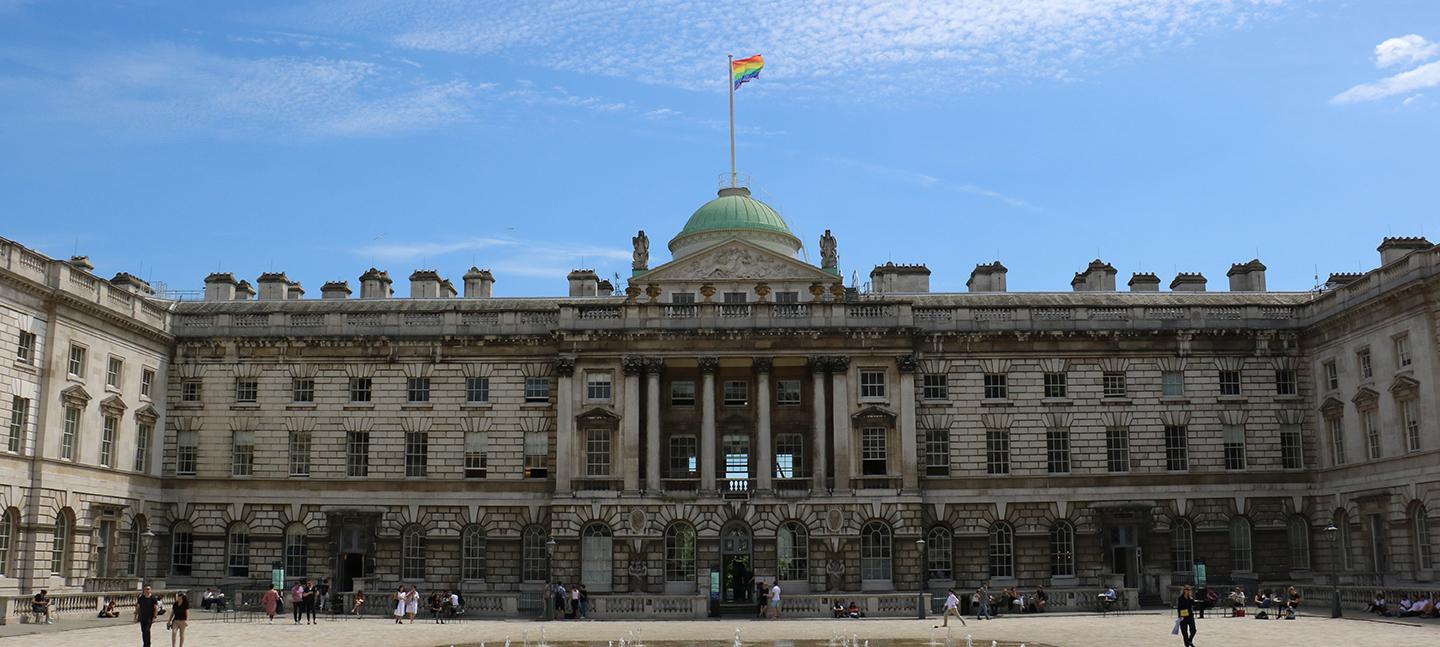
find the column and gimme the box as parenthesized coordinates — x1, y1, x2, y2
(809, 357, 829, 491)
(754, 357, 773, 492)
(699, 356, 719, 491)
(645, 358, 663, 492)
(555, 357, 576, 493)
(830, 356, 852, 490)
(622, 356, 643, 491)
(897, 355, 919, 490)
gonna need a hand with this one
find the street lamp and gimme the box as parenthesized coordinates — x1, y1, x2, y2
(1325, 522, 1341, 618)
(544, 537, 558, 621)
(916, 538, 928, 620)
(140, 530, 156, 589)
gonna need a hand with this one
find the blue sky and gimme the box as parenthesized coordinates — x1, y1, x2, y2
(1, 1, 1437, 297)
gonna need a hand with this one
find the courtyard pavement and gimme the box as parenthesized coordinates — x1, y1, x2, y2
(2, 610, 1437, 647)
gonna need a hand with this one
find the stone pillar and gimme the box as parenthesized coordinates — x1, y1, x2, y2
(897, 354, 919, 490)
(699, 356, 719, 491)
(830, 356, 852, 491)
(645, 359, 663, 492)
(622, 356, 644, 492)
(809, 357, 829, 491)
(754, 358, 773, 491)
(555, 357, 576, 493)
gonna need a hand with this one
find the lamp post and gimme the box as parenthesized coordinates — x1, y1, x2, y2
(140, 530, 156, 589)
(916, 538, 928, 620)
(1324, 522, 1342, 618)
(544, 537, 558, 621)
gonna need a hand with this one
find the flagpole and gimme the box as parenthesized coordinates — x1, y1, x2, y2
(728, 54, 736, 188)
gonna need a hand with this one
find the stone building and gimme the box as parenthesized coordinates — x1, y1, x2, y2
(0, 185, 1436, 609)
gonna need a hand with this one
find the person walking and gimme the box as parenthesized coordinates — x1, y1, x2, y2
(261, 585, 280, 623)
(291, 580, 306, 624)
(935, 588, 967, 628)
(133, 585, 163, 647)
(392, 586, 406, 624)
(974, 586, 992, 621)
(303, 579, 318, 625)
(168, 593, 189, 647)
(1176, 584, 1198, 647)
(405, 585, 420, 623)
(767, 581, 782, 619)
(569, 584, 581, 619)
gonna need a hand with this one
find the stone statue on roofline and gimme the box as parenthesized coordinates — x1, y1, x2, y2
(820, 229, 838, 270)
(632, 230, 650, 270)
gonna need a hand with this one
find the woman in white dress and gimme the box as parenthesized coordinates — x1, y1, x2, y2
(404, 586, 420, 623)
(392, 586, 406, 624)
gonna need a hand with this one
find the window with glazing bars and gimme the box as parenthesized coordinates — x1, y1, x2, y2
(988, 523, 1014, 578)
(859, 370, 885, 399)
(466, 377, 490, 403)
(349, 377, 372, 403)
(668, 435, 697, 477)
(1043, 372, 1067, 398)
(176, 430, 196, 475)
(1164, 425, 1189, 471)
(231, 430, 254, 476)
(406, 377, 431, 403)
(723, 380, 748, 406)
(292, 378, 315, 403)
(1050, 522, 1075, 577)
(100, 415, 117, 467)
(983, 373, 1007, 399)
(140, 369, 154, 398)
(1362, 408, 1380, 460)
(133, 422, 151, 472)
(1403, 399, 1421, 453)
(1275, 369, 1297, 396)
(234, 379, 257, 403)
(288, 430, 311, 477)
(181, 381, 202, 402)
(524, 432, 548, 478)
(585, 372, 612, 401)
(860, 427, 887, 475)
(7, 397, 28, 453)
(346, 431, 369, 476)
(106, 357, 123, 389)
(776, 379, 801, 405)
(1323, 361, 1338, 391)
(15, 331, 36, 364)
(1394, 335, 1412, 368)
(61, 406, 79, 460)
(924, 428, 949, 476)
(1046, 429, 1071, 473)
(1105, 426, 1130, 472)
(774, 433, 804, 479)
(1162, 370, 1185, 397)
(1357, 349, 1372, 380)
(67, 344, 85, 377)
(404, 432, 428, 477)
(670, 381, 695, 406)
(1218, 370, 1241, 396)
(1281, 424, 1303, 469)
(1223, 424, 1247, 469)
(985, 429, 1010, 474)
(1327, 416, 1346, 465)
(585, 428, 611, 476)
(921, 374, 948, 400)
(1102, 372, 1127, 398)
(524, 377, 550, 403)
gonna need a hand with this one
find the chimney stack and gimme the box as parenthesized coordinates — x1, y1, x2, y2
(1072, 260, 1117, 291)
(966, 261, 1007, 292)
(68, 255, 95, 272)
(463, 267, 495, 298)
(359, 268, 393, 299)
(257, 272, 290, 300)
(870, 262, 932, 293)
(1128, 272, 1160, 292)
(235, 280, 255, 300)
(596, 279, 614, 297)
(1325, 272, 1363, 289)
(568, 269, 599, 297)
(204, 272, 237, 301)
(1170, 272, 1208, 292)
(409, 270, 444, 298)
(1226, 259, 1267, 292)
(1378, 236, 1432, 266)
(321, 281, 351, 299)
(287, 281, 305, 300)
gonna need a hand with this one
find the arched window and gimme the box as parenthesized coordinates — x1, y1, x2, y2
(1172, 519, 1194, 574)
(401, 525, 425, 580)
(664, 523, 696, 582)
(51, 509, 73, 576)
(522, 526, 548, 582)
(126, 515, 147, 576)
(0, 508, 16, 577)
(860, 521, 893, 581)
(461, 525, 486, 580)
(1413, 503, 1434, 571)
(170, 521, 194, 576)
(226, 521, 249, 577)
(1287, 515, 1310, 570)
(284, 523, 308, 577)
(1050, 521, 1075, 577)
(988, 522, 1014, 578)
(777, 522, 809, 581)
(1229, 517, 1253, 572)
(926, 526, 953, 580)
(582, 523, 613, 591)
(1334, 510, 1352, 570)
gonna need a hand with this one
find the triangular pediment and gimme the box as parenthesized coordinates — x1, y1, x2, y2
(59, 384, 92, 406)
(576, 406, 620, 426)
(1389, 375, 1421, 397)
(852, 405, 898, 421)
(99, 395, 128, 414)
(636, 238, 837, 283)
(1318, 396, 1345, 415)
(1351, 387, 1379, 407)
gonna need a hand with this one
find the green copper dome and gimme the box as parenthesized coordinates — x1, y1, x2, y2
(668, 186, 802, 258)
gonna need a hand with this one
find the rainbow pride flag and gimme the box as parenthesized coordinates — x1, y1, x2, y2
(732, 54, 764, 90)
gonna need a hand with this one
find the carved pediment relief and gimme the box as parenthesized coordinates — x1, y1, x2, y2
(99, 395, 128, 415)
(1318, 396, 1345, 415)
(1351, 387, 1380, 408)
(1389, 375, 1421, 398)
(59, 384, 91, 406)
(852, 405, 897, 421)
(639, 239, 835, 283)
(576, 406, 620, 427)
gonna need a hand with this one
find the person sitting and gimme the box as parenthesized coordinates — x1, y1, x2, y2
(350, 591, 367, 615)
(1099, 586, 1117, 611)
(832, 601, 846, 618)
(1198, 587, 1218, 619)
(1366, 591, 1389, 616)
(1283, 586, 1301, 619)
(97, 600, 119, 618)
(30, 590, 51, 624)
(202, 587, 228, 612)
(1027, 586, 1048, 614)
(1227, 586, 1247, 616)
(1409, 594, 1437, 618)
(847, 601, 863, 619)
(1253, 589, 1274, 618)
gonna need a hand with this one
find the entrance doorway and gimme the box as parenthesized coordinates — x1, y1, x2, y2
(721, 523, 753, 602)
(1109, 525, 1141, 589)
(337, 553, 365, 593)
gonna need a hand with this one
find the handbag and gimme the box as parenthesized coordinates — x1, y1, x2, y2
(1171, 618, 1182, 635)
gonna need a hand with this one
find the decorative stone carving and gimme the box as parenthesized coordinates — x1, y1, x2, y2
(644, 357, 665, 374)
(820, 229, 838, 270)
(622, 355, 647, 375)
(808, 283, 826, 299)
(632, 230, 649, 271)
(754, 282, 771, 302)
(699, 284, 717, 302)
(829, 356, 850, 372)
(555, 356, 576, 377)
(628, 507, 647, 533)
(697, 356, 720, 374)
(895, 354, 918, 373)
(826, 508, 846, 533)
(625, 285, 642, 302)
(829, 283, 846, 300)
(645, 284, 662, 301)
(752, 357, 773, 374)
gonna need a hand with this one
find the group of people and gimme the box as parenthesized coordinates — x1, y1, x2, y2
(257, 578, 328, 624)
(1248, 586, 1302, 619)
(550, 582, 590, 619)
(129, 586, 187, 647)
(753, 580, 783, 619)
(968, 584, 1049, 620)
(391, 585, 464, 623)
(830, 599, 865, 619)
(1366, 591, 1440, 617)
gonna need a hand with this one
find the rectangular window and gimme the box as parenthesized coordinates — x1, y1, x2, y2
(776, 379, 801, 405)
(860, 427, 887, 475)
(859, 370, 886, 399)
(234, 379, 258, 403)
(585, 428, 611, 476)
(7, 397, 27, 453)
(524, 377, 550, 403)
(404, 431, 428, 477)
(16, 331, 36, 364)
(231, 430, 254, 476)
(722, 292, 747, 303)
(61, 406, 79, 460)
(100, 415, 117, 467)
(346, 431, 369, 477)
(288, 430, 311, 477)
(670, 380, 696, 406)
(774, 291, 799, 303)
(67, 344, 86, 377)
(1281, 424, 1303, 469)
(106, 357, 123, 389)
(985, 429, 1010, 475)
(406, 377, 431, 403)
(284, 378, 312, 403)
(465, 377, 490, 403)
(181, 380, 202, 402)
(465, 431, 488, 478)
(349, 377, 372, 403)
(1358, 349, 1373, 380)
(723, 380, 748, 406)
(1043, 372, 1068, 398)
(1362, 408, 1380, 460)
(1162, 370, 1185, 397)
(1102, 371, 1127, 398)
(1403, 399, 1421, 453)
(722, 434, 749, 484)
(170, 530, 193, 575)
(1324, 361, 1339, 391)
(1106, 427, 1130, 472)
(1394, 335, 1411, 368)
(1046, 429, 1071, 474)
(1275, 369, 1297, 396)
(585, 371, 612, 401)
(176, 430, 197, 475)
(1218, 370, 1242, 396)
(524, 431, 548, 478)
(668, 435, 697, 478)
(140, 369, 154, 398)
(670, 292, 695, 304)
(1327, 416, 1346, 465)
(983, 373, 1008, 399)
(1223, 424, 1247, 470)
(924, 428, 950, 476)
(1164, 425, 1189, 472)
(775, 433, 805, 478)
(134, 422, 152, 472)
(921, 374, 948, 400)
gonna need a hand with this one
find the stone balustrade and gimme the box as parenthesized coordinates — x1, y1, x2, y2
(1, 590, 182, 625)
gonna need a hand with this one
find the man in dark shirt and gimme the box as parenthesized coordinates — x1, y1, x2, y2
(1176, 585, 1197, 647)
(133, 585, 163, 647)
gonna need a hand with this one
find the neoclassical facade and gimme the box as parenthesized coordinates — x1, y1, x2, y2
(1, 185, 1437, 608)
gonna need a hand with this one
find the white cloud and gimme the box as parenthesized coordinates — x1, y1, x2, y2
(1332, 60, 1440, 105)
(352, 237, 516, 263)
(819, 155, 1035, 210)
(1375, 34, 1439, 69)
